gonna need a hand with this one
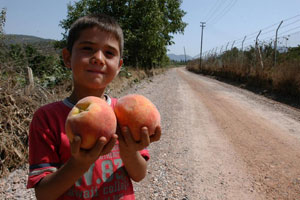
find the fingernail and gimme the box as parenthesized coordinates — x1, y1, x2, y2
(113, 134, 118, 139)
(99, 137, 107, 143)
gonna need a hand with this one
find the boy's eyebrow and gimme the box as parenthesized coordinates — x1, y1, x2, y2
(78, 41, 96, 45)
(78, 41, 118, 51)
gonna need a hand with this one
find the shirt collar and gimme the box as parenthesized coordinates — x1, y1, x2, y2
(62, 94, 111, 108)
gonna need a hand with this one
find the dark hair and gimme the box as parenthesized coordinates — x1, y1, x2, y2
(66, 14, 124, 57)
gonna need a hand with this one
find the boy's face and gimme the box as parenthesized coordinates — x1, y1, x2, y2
(63, 27, 123, 91)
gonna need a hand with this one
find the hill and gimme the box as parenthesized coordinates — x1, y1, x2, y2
(3, 34, 58, 54)
(167, 53, 193, 61)
(3, 34, 55, 44)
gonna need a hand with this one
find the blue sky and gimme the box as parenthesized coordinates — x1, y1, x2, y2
(1, 0, 300, 57)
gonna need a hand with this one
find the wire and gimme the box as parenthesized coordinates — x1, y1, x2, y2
(208, 13, 300, 51)
(204, 0, 222, 22)
(280, 19, 300, 29)
(278, 25, 300, 37)
(209, 0, 238, 25)
(205, 0, 229, 23)
(231, 14, 300, 46)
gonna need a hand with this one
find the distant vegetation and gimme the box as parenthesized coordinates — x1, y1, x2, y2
(169, 59, 188, 66)
(187, 44, 300, 106)
(59, 0, 187, 69)
(1, 34, 70, 88)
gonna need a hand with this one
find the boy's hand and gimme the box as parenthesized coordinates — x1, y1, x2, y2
(69, 134, 118, 170)
(150, 126, 161, 143)
(118, 126, 161, 153)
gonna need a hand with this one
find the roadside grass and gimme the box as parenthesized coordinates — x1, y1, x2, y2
(187, 56, 300, 108)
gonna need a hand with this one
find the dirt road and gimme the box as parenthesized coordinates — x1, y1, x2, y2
(128, 67, 300, 200)
(2, 67, 300, 200)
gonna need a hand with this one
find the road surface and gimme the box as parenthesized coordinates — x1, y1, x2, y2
(130, 67, 300, 200)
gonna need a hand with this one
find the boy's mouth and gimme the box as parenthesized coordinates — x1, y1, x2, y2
(86, 69, 105, 74)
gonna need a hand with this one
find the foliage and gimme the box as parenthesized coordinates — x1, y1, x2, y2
(0, 7, 7, 52)
(170, 59, 187, 66)
(0, 7, 6, 37)
(279, 45, 300, 62)
(1, 43, 71, 88)
(59, 0, 187, 69)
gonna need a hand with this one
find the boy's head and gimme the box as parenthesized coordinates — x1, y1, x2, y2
(66, 14, 124, 58)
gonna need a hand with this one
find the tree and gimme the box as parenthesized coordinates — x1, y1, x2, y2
(59, 0, 187, 68)
(0, 7, 7, 61)
(0, 7, 6, 38)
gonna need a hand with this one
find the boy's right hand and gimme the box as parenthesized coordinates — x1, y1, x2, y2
(69, 134, 118, 170)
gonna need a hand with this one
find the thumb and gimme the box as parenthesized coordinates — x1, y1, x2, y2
(89, 136, 107, 157)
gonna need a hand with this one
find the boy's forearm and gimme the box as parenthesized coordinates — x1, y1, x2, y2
(121, 151, 147, 182)
(34, 158, 88, 200)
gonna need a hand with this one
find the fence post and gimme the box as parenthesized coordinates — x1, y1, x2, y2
(241, 36, 247, 51)
(225, 42, 229, 51)
(25, 66, 34, 95)
(219, 45, 223, 55)
(231, 41, 235, 50)
(241, 36, 247, 66)
(255, 30, 264, 69)
(274, 20, 283, 67)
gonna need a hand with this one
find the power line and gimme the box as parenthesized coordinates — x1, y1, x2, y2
(233, 14, 300, 45)
(205, 0, 229, 23)
(209, 0, 238, 25)
(278, 25, 300, 37)
(280, 19, 300, 29)
(216, 14, 300, 50)
(204, 0, 223, 22)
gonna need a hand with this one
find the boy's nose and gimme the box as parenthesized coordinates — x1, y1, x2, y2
(91, 50, 105, 65)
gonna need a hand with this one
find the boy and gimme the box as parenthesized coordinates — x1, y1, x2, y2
(27, 14, 161, 200)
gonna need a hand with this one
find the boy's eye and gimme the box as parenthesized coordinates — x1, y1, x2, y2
(106, 51, 115, 56)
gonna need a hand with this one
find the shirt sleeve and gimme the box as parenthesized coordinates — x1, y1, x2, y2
(139, 148, 150, 161)
(27, 108, 62, 189)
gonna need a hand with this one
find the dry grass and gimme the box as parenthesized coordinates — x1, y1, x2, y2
(187, 57, 300, 106)
(0, 66, 165, 177)
(0, 74, 68, 177)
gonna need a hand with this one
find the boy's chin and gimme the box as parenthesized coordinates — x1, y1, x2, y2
(77, 83, 108, 92)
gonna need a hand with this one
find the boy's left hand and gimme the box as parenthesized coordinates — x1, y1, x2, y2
(118, 126, 161, 152)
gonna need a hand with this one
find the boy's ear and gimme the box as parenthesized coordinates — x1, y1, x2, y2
(117, 59, 123, 73)
(62, 48, 72, 69)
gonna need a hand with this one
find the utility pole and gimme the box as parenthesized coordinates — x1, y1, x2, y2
(199, 22, 206, 68)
